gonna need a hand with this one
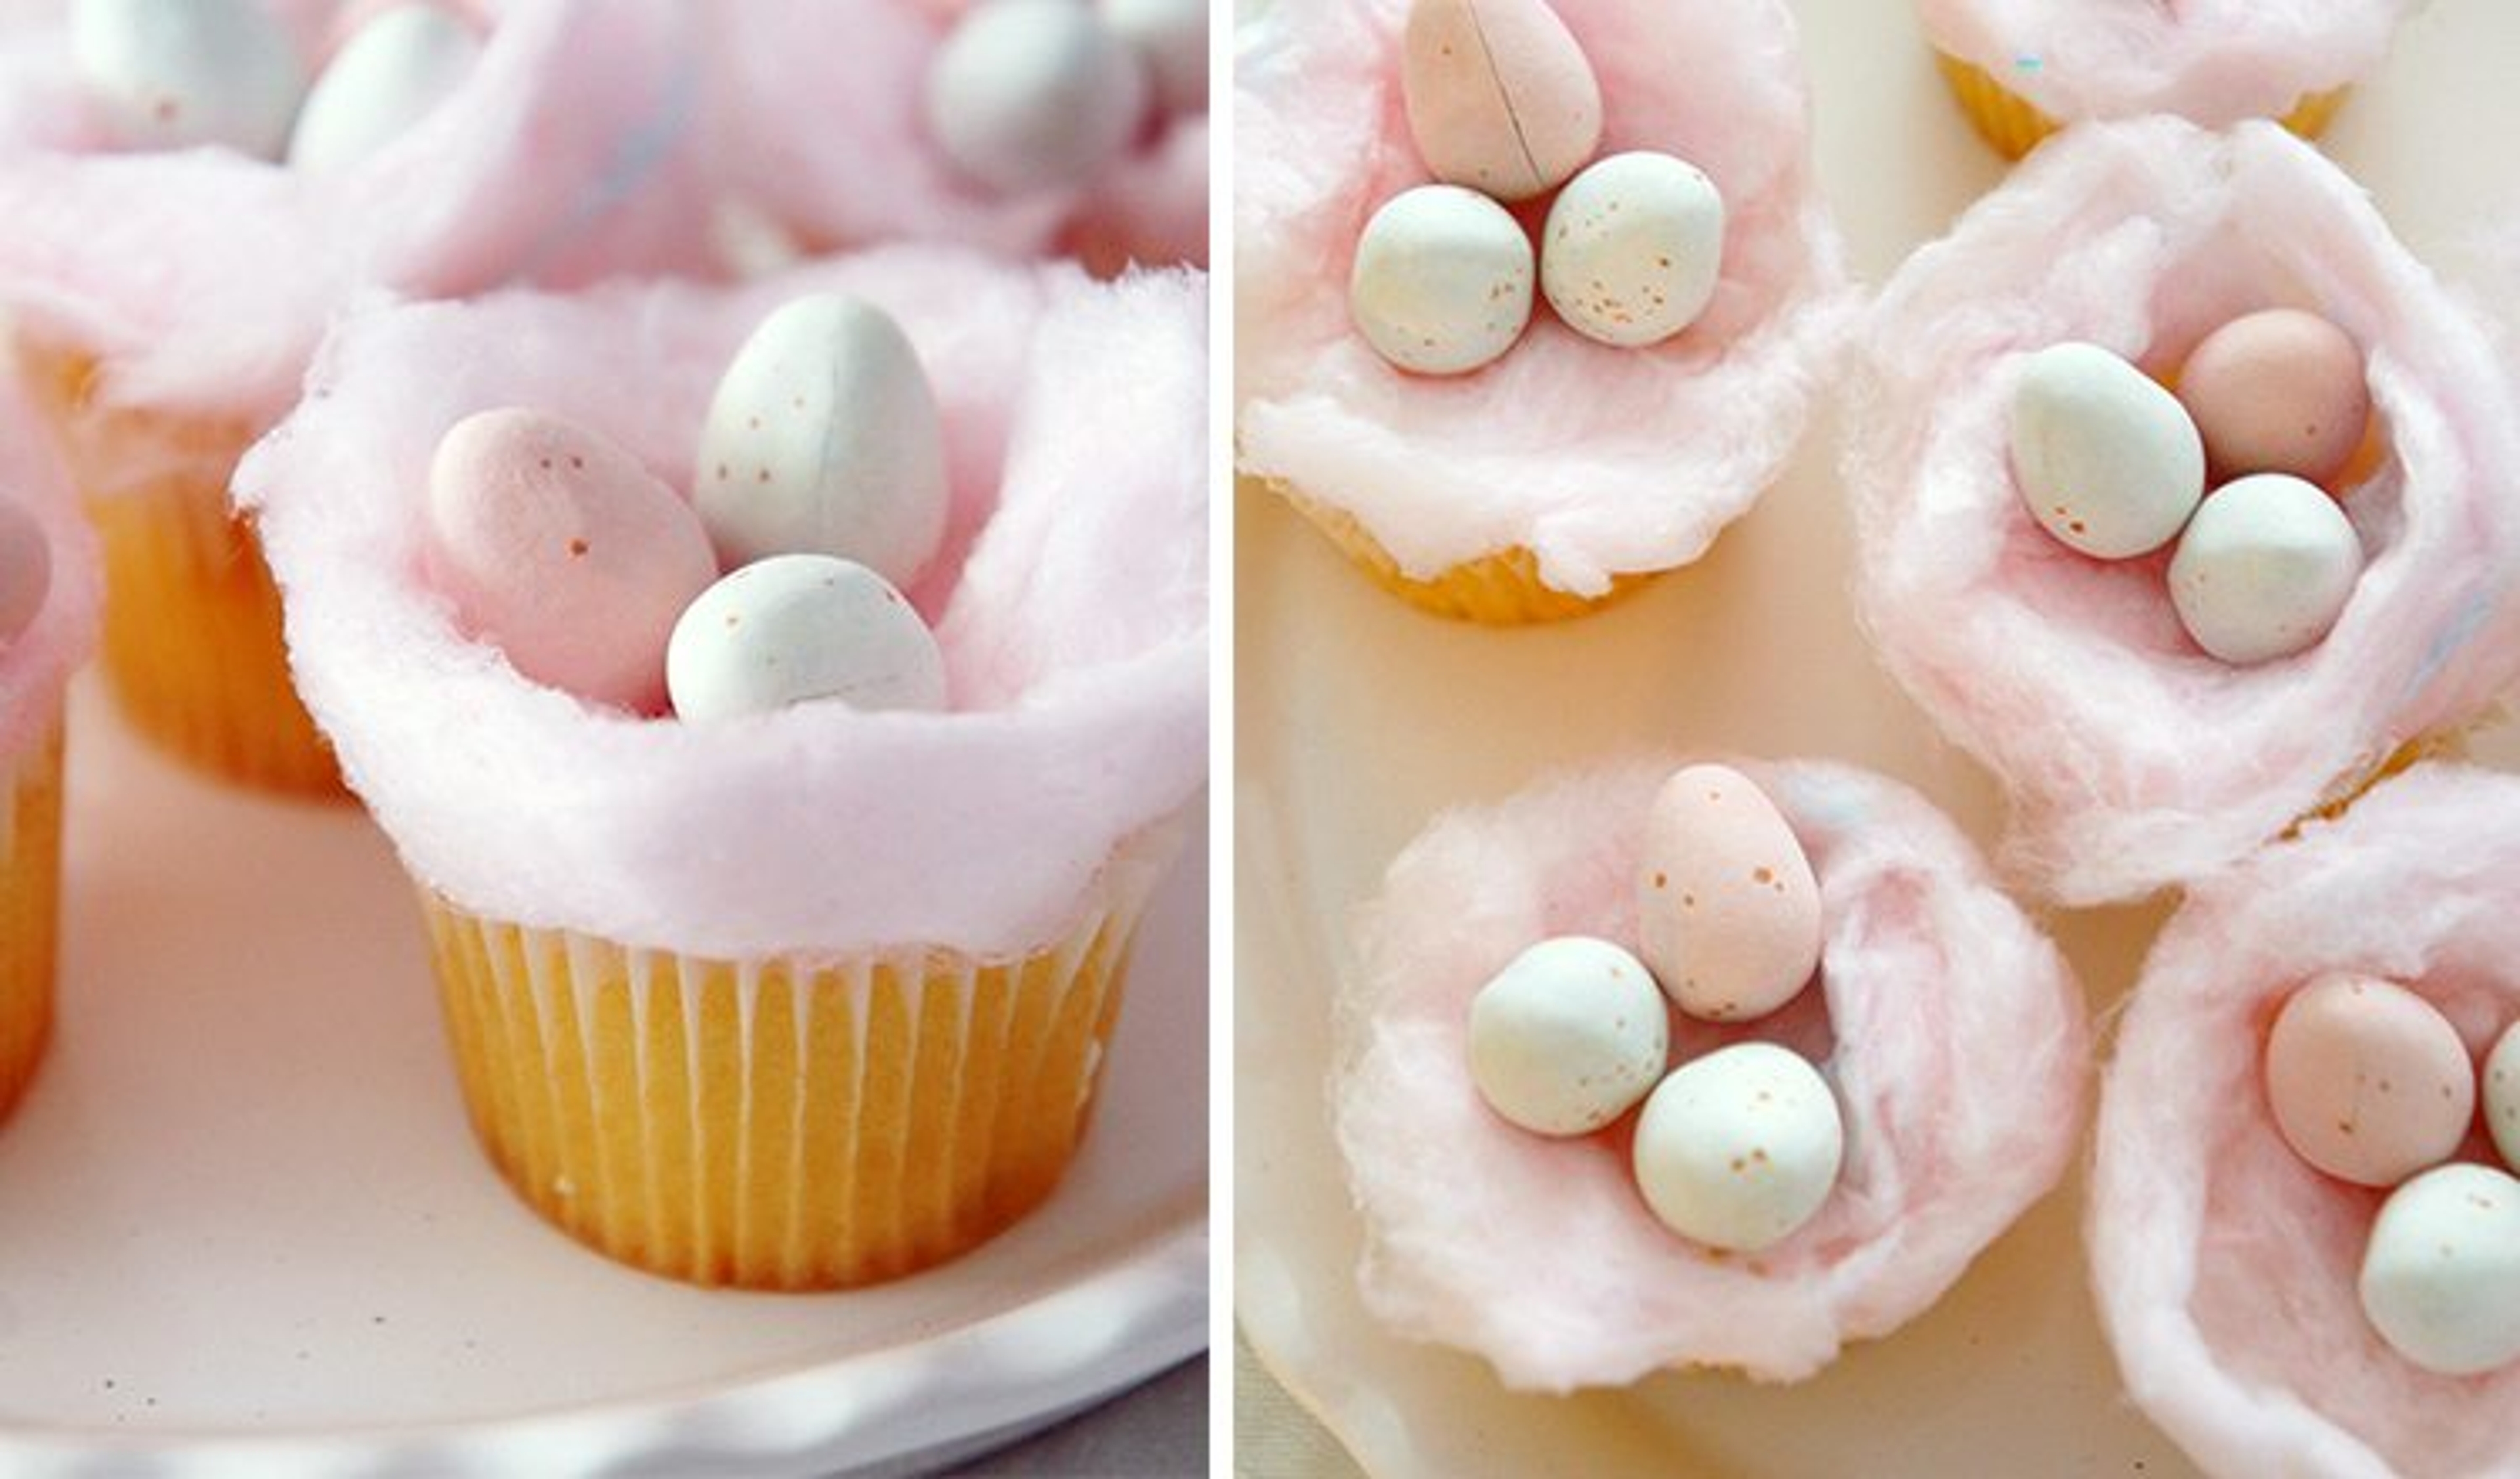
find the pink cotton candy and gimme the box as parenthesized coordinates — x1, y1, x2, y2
(1844, 119, 2520, 907)
(1234, 0, 1849, 596)
(2091, 763, 2520, 1479)
(0, 366, 100, 760)
(1334, 756, 2087, 1390)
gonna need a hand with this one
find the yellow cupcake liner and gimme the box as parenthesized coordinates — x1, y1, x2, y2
(21, 347, 338, 797)
(417, 845, 1170, 1290)
(1933, 51, 2348, 161)
(0, 721, 66, 1123)
(1278, 485, 1652, 625)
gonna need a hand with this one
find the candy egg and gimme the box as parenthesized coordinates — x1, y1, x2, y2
(694, 293, 950, 588)
(2263, 974, 2472, 1187)
(2168, 473, 2363, 665)
(1631, 1042, 1842, 1253)
(1350, 184, 1533, 377)
(2176, 309, 2370, 486)
(666, 554, 946, 723)
(71, 0, 306, 157)
(1465, 936, 1669, 1137)
(1098, 0, 1204, 116)
(1540, 151, 1724, 349)
(0, 500, 51, 649)
(2359, 1163, 2520, 1376)
(925, 0, 1148, 194)
(426, 408, 716, 713)
(1636, 763, 1822, 1023)
(2482, 1021, 2520, 1176)
(1400, 0, 1599, 202)
(2009, 341, 2206, 559)
(286, 3, 480, 172)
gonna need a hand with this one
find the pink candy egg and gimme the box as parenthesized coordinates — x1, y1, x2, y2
(1635, 763, 1822, 1023)
(2176, 309, 2372, 487)
(0, 498, 51, 649)
(2263, 973, 2473, 1188)
(1400, 0, 1601, 202)
(425, 408, 718, 713)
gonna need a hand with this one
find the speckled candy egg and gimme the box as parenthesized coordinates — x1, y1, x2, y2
(1400, 0, 1599, 202)
(2263, 974, 2471, 1188)
(1631, 1042, 1842, 1253)
(1349, 184, 1533, 377)
(694, 293, 950, 588)
(2009, 341, 2206, 559)
(71, 0, 306, 157)
(2176, 309, 2370, 487)
(287, 3, 481, 172)
(925, 0, 1148, 194)
(0, 500, 51, 649)
(426, 408, 717, 713)
(1635, 763, 1822, 1023)
(2168, 473, 2363, 666)
(1465, 935, 1668, 1137)
(666, 553, 946, 723)
(2481, 1021, 2520, 1175)
(2360, 1163, 2520, 1376)
(1540, 151, 1723, 350)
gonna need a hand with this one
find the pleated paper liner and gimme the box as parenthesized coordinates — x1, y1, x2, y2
(418, 836, 1175, 1290)
(0, 719, 66, 1123)
(1933, 51, 2348, 161)
(19, 347, 339, 796)
(1278, 485, 1653, 625)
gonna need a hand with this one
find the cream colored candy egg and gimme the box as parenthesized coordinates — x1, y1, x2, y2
(666, 554, 946, 723)
(2263, 973, 2471, 1188)
(287, 3, 481, 172)
(925, 0, 1148, 194)
(72, 0, 306, 157)
(2168, 473, 2363, 665)
(2360, 1163, 2520, 1376)
(1400, 0, 1599, 202)
(1097, 0, 1204, 115)
(1631, 1042, 1841, 1253)
(1636, 763, 1821, 1023)
(2483, 1020, 2520, 1175)
(1540, 151, 1723, 350)
(1350, 184, 1533, 377)
(1465, 936, 1668, 1137)
(2009, 341, 2205, 559)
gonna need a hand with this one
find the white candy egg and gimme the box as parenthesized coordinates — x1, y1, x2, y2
(926, 0, 1148, 194)
(1631, 1042, 1841, 1253)
(286, 3, 480, 172)
(2359, 1163, 2520, 1376)
(1350, 184, 1533, 377)
(1097, 0, 1204, 116)
(2009, 341, 2205, 559)
(71, 0, 306, 157)
(694, 293, 950, 588)
(2168, 473, 2362, 665)
(2483, 1021, 2520, 1176)
(1465, 936, 1668, 1137)
(1540, 151, 1724, 349)
(667, 555, 946, 723)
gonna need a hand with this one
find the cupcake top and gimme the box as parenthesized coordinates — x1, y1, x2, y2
(0, 367, 100, 761)
(235, 248, 1206, 964)
(1916, 0, 2412, 129)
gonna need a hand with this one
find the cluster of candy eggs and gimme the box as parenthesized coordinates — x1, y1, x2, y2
(71, 0, 482, 169)
(2011, 308, 2374, 664)
(924, 0, 1205, 196)
(1466, 765, 1843, 1254)
(1345, 0, 1726, 376)
(426, 292, 954, 725)
(2262, 975, 2520, 1375)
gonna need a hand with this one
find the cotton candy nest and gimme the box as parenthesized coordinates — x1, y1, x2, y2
(1234, 0, 1849, 597)
(2091, 764, 2520, 1479)
(1332, 756, 2086, 1390)
(235, 248, 1206, 963)
(1843, 119, 2520, 907)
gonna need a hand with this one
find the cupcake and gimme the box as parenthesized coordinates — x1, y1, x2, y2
(0, 0, 712, 794)
(2091, 763, 2520, 1478)
(0, 370, 102, 1123)
(1844, 119, 2520, 907)
(1916, 0, 2412, 159)
(235, 250, 1206, 1288)
(1235, 0, 1847, 624)
(1334, 756, 2086, 1388)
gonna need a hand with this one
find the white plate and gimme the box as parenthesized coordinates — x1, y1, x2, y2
(0, 679, 1208, 1478)
(1232, 1, 2520, 1472)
